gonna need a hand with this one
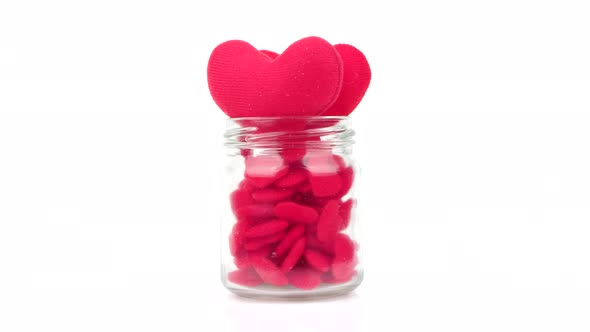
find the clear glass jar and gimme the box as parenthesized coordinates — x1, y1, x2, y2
(221, 116, 362, 300)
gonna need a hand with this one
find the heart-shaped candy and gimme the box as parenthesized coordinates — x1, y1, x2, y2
(207, 37, 343, 118)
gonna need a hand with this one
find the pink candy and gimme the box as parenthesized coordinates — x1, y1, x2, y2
(245, 154, 289, 188)
(243, 231, 286, 251)
(275, 225, 306, 257)
(280, 238, 306, 273)
(303, 249, 331, 272)
(245, 219, 289, 238)
(339, 199, 353, 230)
(252, 188, 295, 203)
(275, 168, 308, 188)
(236, 204, 274, 219)
(288, 267, 323, 290)
(250, 255, 289, 286)
(274, 202, 319, 224)
(228, 268, 263, 287)
(332, 233, 356, 280)
(317, 200, 342, 243)
(227, 151, 358, 290)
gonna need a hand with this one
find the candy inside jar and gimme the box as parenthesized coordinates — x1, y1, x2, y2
(222, 117, 362, 299)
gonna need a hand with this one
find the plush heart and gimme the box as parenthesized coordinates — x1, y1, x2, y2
(321, 44, 371, 116)
(260, 50, 278, 59)
(208, 37, 343, 118)
(256, 44, 371, 117)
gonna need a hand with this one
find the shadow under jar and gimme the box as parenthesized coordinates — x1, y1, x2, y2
(221, 116, 362, 300)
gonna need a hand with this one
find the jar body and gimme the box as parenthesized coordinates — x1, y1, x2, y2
(221, 117, 362, 299)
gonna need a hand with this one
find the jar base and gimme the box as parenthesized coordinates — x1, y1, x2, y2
(223, 273, 363, 301)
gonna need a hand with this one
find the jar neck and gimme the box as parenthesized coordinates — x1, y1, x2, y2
(225, 116, 355, 152)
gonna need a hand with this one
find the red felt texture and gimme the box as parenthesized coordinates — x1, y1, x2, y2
(291, 192, 314, 207)
(280, 237, 306, 273)
(304, 152, 341, 174)
(238, 179, 255, 192)
(339, 199, 354, 230)
(321, 44, 371, 116)
(304, 152, 345, 197)
(228, 268, 263, 287)
(230, 189, 254, 214)
(280, 148, 308, 164)
(250, 255, 289, 286)
(251, 188, 295, 203)
(274, 168, 308, 188)
(338, 166, 354, 197)
(274, 225, 306, 257)
(322, 270, 357, 284)
(208, 37, 343, 118)
(243, 231, 286, 251)
(244, 154, 289, 188)
(303, 248, 332, 272)
(244, 219, 289, 238)
(274, 201, 319, 224)
(260, 49, 278, 59)
(298, 181, 312, 194)
(306, 231, 336, 255)
(317, 200, 342, 243)
(332, 233, 356, 280)
(235, 204, 274, 219)
(310, 174, 343, 198)
(288, 267, 322, 290)
(233, 249, 250, 269)
(208, 37, 370, 118)
(229, 221, 249, 256)
(250, 244, 275, 257)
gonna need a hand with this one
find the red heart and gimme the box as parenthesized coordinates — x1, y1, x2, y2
(208, 37, 343, 118)
(321, 44, 371, 116)
(256, 43, 371, 117)
(260, 50, 278, 59)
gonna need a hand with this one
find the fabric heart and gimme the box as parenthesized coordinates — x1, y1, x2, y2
(207, 37, 343, 118)
(260, 50, 278, 59)
(256, 43, 371, 117)
(321, 44, 371, 116)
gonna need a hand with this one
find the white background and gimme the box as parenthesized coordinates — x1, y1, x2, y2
(1, 0, 589, 331)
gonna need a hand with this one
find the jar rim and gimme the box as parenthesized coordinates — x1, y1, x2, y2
(224, 116, 354, 150)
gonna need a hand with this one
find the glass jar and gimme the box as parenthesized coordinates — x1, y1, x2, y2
(221, 116, 362, 299)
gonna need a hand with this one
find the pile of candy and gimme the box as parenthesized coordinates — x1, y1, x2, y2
(207, 36, 370, 290)
(228, 151, 356, 289)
